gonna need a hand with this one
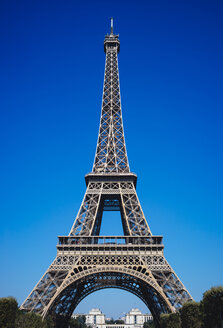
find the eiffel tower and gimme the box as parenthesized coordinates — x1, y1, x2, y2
(21, 19, 193, 327)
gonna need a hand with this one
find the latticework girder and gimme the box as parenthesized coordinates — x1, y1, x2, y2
(69, 181, 151, 236)
(93, 31, 129, 173)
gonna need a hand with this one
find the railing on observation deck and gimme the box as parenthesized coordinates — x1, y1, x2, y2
(58, 236, 163, 246)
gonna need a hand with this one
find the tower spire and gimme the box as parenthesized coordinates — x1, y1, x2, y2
(94, 20, 125, 172)
(111, 17, 114, 35)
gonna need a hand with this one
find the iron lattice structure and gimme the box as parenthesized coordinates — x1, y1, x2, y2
(21, 19, 193, 328)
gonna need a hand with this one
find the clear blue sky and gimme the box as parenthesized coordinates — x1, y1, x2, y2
(0, 0, 222, 319)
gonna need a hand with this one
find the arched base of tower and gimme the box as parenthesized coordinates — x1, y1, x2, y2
(44, 270, 172, 328)
(21, 242, 192, 327)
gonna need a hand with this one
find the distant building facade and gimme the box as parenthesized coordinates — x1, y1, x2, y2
(72, 308, 153, 328)
(86, 308, 106, 326)
(121, 308, 153, 326)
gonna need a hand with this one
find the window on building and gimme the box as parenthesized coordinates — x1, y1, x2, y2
(134, 315, 137, 324)
(94, 315, 96, 324)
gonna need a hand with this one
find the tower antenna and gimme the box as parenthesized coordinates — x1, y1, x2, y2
(111, 17, 113, 34)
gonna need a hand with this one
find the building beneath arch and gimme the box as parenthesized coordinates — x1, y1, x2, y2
(72, 308, 153, 328)
(121, 309, 153, 326)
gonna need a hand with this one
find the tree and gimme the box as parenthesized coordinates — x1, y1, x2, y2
(70, 317, 81, 328)
(15, 310, 27, 328)
(180, 301, 202, 328)
(0, 297, 53, 328)
(24, 312, 43, 328)
(201, 286, 223, 328)
(143, 321, 155, 328)
(43, 316, 54, 328)
(15, 310, 54, 328)
(70, 316, 88, 328)
(160, 313, 181, 328)
(0, 297, 18, 328)
(115, 320, 125, 324)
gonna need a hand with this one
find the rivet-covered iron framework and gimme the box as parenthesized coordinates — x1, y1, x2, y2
(21, 19, 193, 328)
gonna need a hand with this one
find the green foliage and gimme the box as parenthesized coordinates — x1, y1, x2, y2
(0, 297, 18, 328)
(115, 319, 125, 324)
(160, 312, 181, 328)
(23, 312, 43, 328)
(70, 318, 81, 328)
(70, 316, 88, 328)
(43, 316, 54, 328)
(0, 297, 54, 328)
(15, 310, 27, 328)
(15, 310, 54, 328)
(201, 286, 223, 328)
(180, 302, 202, 328)
(143, 321, 155, 328)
